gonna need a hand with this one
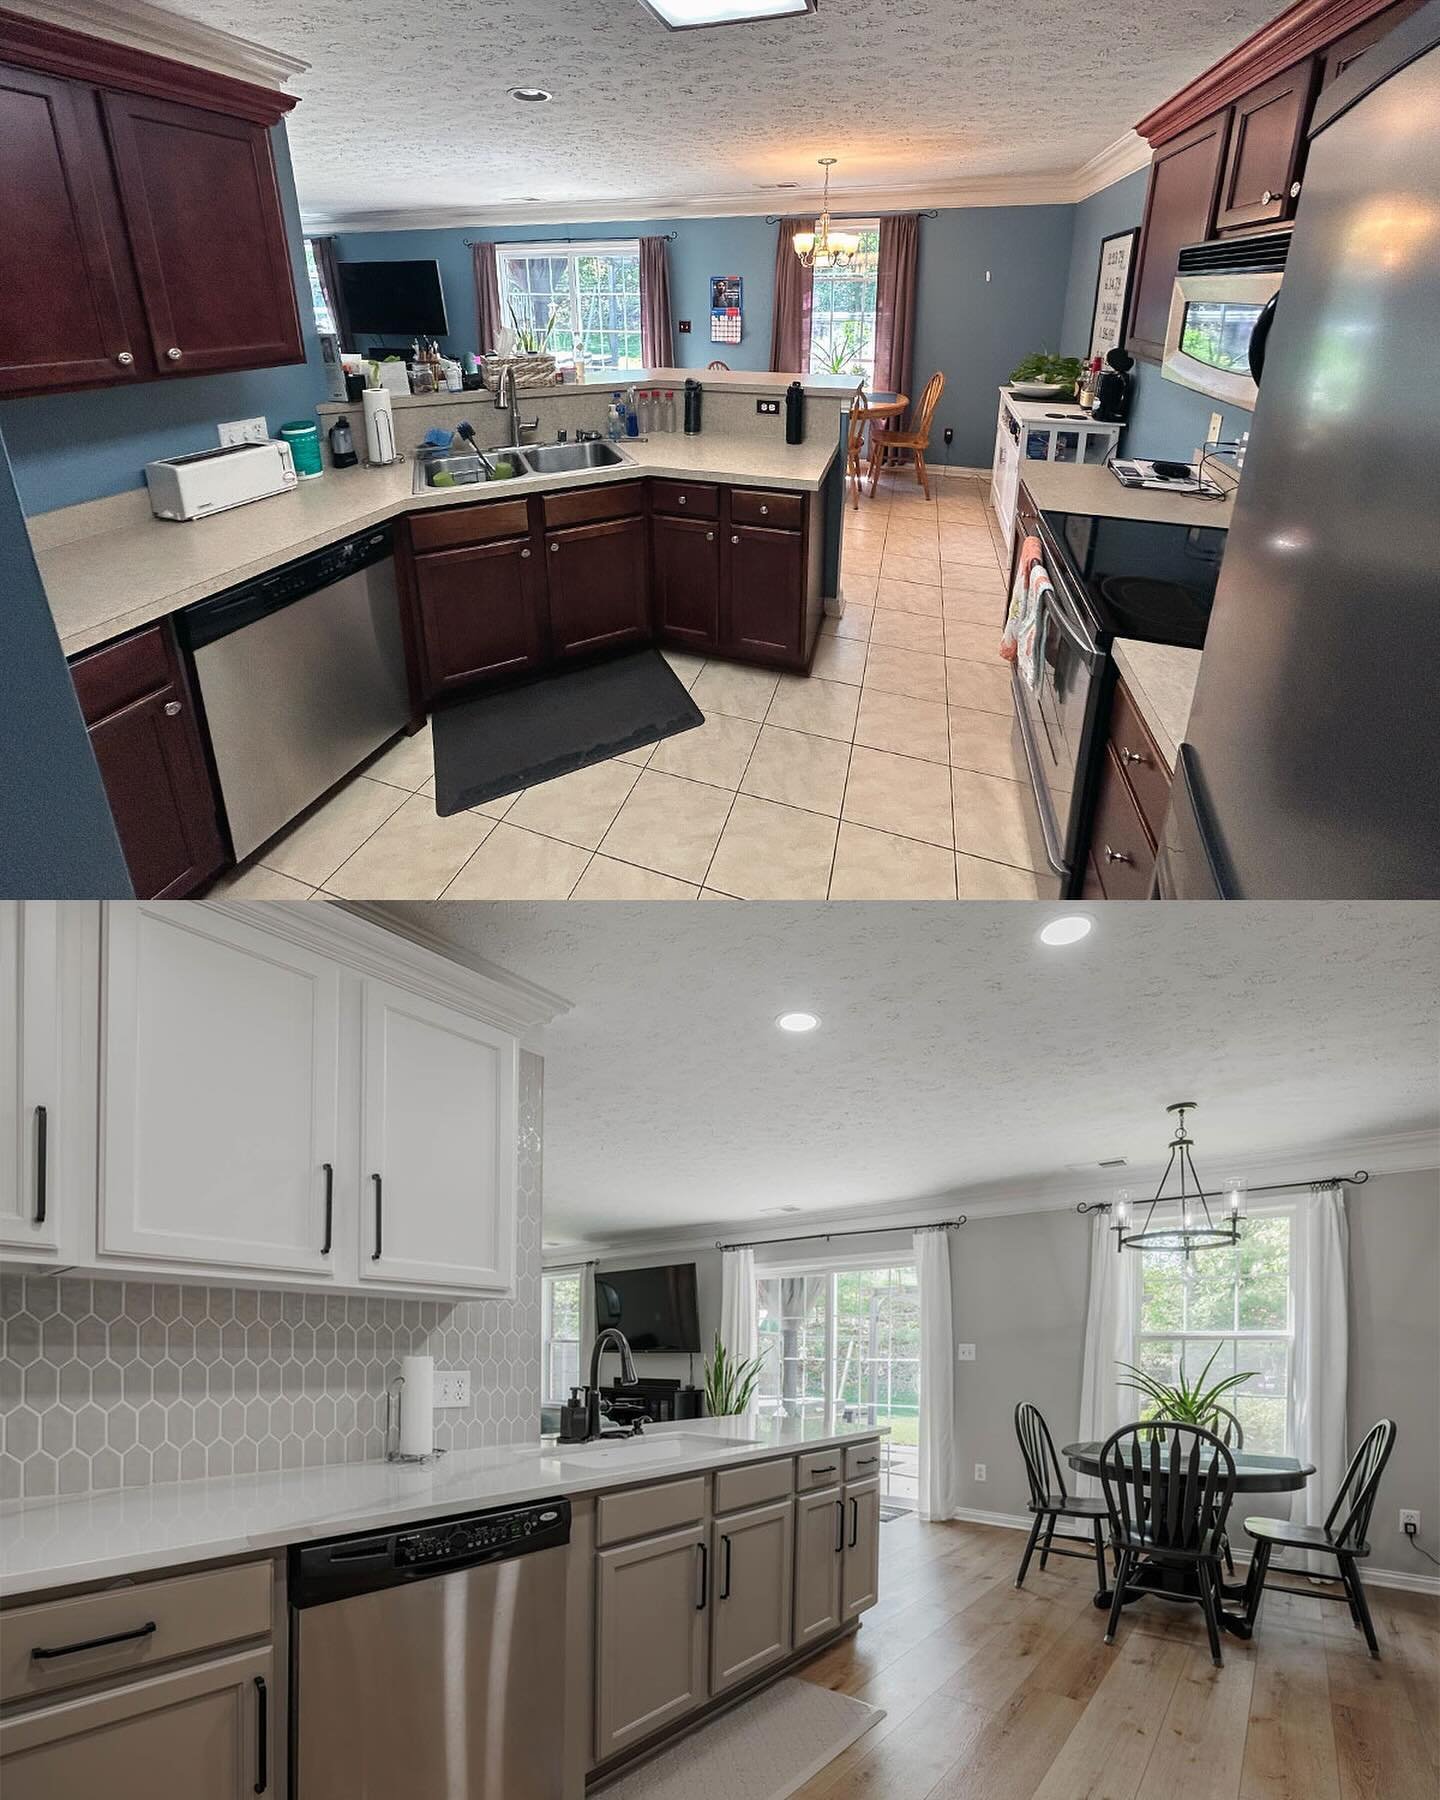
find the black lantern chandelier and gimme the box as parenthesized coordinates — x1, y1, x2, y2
(1107, 1102, 1247, 1256)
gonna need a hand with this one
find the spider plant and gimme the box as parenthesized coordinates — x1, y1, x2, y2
(703, 1333, 765, 1417)
(506, 299, 560, 355)
(1116, 1343, 1255, 1432)
(811, 320, 867, 376)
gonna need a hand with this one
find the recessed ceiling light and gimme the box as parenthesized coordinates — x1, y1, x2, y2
(508, 86, 553, 103)
(775, 1010, 820, 1033)
(636, 0, 815, 29)
(1039, 915, 1093, 947)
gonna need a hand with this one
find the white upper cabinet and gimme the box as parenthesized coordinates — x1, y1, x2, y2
(0, 903, 64, 1258)
(359, 978, 518, 1294)
(99, 904, 342, 1279)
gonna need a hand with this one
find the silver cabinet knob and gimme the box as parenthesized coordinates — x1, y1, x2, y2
(731, 535, 739, 544)
(1104, 846, 1133, 865)
(163, 700, 182, 718)
(549, 542, 559, 552)
(705, 531, 714, 541)
(166, 347, 182, 360)
(1290, 181, 1301, 199)
(116, 351, 134, 366)
(520, 547, 531, 558)
(760, 503, 769, 515)
(678, 493, 687, 504)
(1261, 190, 1273, 205)
(1119, 747, 1148, 766)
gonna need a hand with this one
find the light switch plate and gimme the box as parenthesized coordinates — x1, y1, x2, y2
(1207, 411, 1224, 446)
(218, 417, 268, 447)
(435, 1371, 470, 1407)
(956, 1343, 976, 1361)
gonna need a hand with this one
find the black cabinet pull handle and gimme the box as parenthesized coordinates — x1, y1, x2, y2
(695, 1540, 708, 1610)
(849, 1497, 859, 1548)
(371, 1174, 383, 1260)
(254, 1674, 269, 1793)
(811, 1464, 836, 1476)
(321, 1163, 333, 1256)
(835, 1499, 845, 1554)
(33, 1620, 156, 1660)
(855, 1455, 879, 1468)
(720, 1534, 732, 1600)
(34, 1105, 47, 1226)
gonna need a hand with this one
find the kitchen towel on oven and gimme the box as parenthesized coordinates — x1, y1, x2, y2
(1000, 542, 1048, 692)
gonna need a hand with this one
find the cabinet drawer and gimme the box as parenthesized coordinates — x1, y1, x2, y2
(543, 482, 643, 529)
(650, 480, 718, 519)
(1, 1561, 272, 1704)
(69, 625, 173, 723)
(1090, 745, 1156, 899)
(409, 498, 532, 552)
(596, 1475, 707, 1548)
(1107, 680, 1171, 841)
(797, 1449, 845, 1491)
(714, 1458, 794, 1515)
(730, 487, 803, 530)
(844, 1440, 884, 1483)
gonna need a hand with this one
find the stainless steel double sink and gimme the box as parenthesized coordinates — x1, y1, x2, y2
(413, 439, 627, 492)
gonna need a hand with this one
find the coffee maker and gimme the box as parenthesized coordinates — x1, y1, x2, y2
(1092, 348, 1134, 424)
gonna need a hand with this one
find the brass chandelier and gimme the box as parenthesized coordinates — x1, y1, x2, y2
(792, 158, 862, 270)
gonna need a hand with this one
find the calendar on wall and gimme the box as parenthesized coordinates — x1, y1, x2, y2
(710, 274, 743, 345)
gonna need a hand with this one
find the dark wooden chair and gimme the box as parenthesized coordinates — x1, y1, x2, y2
(1099, 1421, 1236, 1666)
(1240, 1417, 1396, 1657)
(1013, 1402, 1110, 1593)
(1209, 1406, 1243, 1572)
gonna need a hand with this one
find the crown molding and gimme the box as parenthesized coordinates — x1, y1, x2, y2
(3, 0, 307, 89)
(1070, 132, 1153, 201)
(541, 1129, 1440, 1262)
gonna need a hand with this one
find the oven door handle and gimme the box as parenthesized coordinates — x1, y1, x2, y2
(1011, 674, 1070, 881)
(1038, 580, 1097, 660)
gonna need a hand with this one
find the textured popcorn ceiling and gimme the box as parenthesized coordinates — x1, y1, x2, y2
(380, 903, 1440, 1246)
(166, 0, 1271, 224)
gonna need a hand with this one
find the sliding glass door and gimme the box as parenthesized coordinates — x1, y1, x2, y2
(755, 1262, 920, 1507)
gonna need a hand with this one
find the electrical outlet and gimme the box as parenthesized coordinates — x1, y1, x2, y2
(218, 417, 268, 447)
(756, 398, 780, 416)
(434, 1371, 470, 1408)
(974, 1463, 987, 1482)
(956, 1343, 976, 1361)
(943, 427, 954, 446)
(1207, 411, 1224, 446)
(1401, 1508, 1420, 1532)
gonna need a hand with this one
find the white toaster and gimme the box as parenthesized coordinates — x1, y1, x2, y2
(145, 439, 298, 521)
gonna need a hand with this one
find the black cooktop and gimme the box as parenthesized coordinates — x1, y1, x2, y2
(1042, 509, 1228, 649)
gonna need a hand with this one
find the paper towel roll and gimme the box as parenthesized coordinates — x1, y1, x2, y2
(399, 1355, 434, 1458)
(362, 385, 396, 466)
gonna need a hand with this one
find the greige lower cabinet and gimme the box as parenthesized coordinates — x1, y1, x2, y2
(0, 1646, 273, 1800)
(793, 1485, 845, 1648)
(843, 1477, 882, 1620)
(709, 1498, 795, 1695)
(594, 1523, 709, 1761)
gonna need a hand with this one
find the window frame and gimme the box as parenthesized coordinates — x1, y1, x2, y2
(806, 219, 881, 384)
(1129, 1201, 1297, 1455)
(541, 1268, 583, 1407)
(493, 239, 643, 373)
(302, 239, 336, 338)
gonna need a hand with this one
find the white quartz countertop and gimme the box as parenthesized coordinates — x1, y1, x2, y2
(0, 1415, 885, 1600)
(34, 430, 839, 658)
(1112, 639, 1203, 773)
(1018, 459, 1236, 529)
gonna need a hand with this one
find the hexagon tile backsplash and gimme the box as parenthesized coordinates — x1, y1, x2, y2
(0, 1053, 544, 1504)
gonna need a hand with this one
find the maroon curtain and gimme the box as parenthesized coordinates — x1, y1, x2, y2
(769, 218, 815, 373)
(639, 236, 674, 367)
(310, 235, 351, 349)
(473, 241, 502, 354)
(874, 214, 920, 406)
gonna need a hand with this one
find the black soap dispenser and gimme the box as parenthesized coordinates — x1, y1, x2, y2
(785, 380, 805, 445)
(683, 378, 703, 435)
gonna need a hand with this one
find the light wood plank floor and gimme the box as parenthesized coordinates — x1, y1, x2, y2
(792, 1517, 1440, 1800)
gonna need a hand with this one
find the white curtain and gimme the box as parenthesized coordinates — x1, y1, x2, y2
(1077, 1214, 1137, 1495)
(1291, 1184, 1349, 1573)
(578, 1260, 599, 1372)
(718, 1247, 758, 1392)
(915, 1228, 959, 1522)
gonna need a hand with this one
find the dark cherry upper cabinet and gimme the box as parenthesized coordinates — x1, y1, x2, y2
(100, 90, 303, 377)
(724, 525, 805, 664)
(1320, 0, 1424, 87)
(69, 624, 225, 900)
(1213, 58, 1317, 233)
(1128, 110, 1230, 363)
(412, 537, 547, 692)
(652, 514, 721, 652)
(545, 516, 651, 659)
(0, 64, 137, 395)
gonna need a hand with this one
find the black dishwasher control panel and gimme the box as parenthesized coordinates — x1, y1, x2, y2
(290, 1497, 571, 1607)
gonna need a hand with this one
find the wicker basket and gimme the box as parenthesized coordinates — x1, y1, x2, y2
(482, 352, 560, 389)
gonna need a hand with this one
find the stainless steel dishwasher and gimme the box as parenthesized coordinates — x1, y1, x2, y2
(290, 1497, 570, 1800)
(178, 525, 410, 862)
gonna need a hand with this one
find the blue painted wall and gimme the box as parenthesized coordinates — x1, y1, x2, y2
(1059, 167, 1254, 461)
(0, 127, 329, 517)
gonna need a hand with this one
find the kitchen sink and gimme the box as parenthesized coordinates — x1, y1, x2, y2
(519, 440, 628, 474)
(548, 1432, 762, 1471)
(412, 448, 527, 493)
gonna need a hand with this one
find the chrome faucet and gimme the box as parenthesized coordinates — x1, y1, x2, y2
(494, 362, 540, 452)
(558, 1328, 640, 1443)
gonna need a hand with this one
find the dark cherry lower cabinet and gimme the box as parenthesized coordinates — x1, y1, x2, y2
(652, 514, 721, 651)
(69, 624, 225, 899)
(413, 536, 546, 691)
(726, 524, 805, 663)
(545, 516, 650, 659)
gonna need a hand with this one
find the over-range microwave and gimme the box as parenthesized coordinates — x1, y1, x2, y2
(1162, 230, 1290, 410)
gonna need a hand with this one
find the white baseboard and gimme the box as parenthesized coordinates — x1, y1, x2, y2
(937, 1507, 1440, 1596)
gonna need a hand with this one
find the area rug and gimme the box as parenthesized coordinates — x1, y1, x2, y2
(430, 647, 702, 815)
(598, 1678, 885, 1800)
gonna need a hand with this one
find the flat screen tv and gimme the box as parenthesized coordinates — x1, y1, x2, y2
(337, 259, 448, 337)
(595, 1263, 701, 1353)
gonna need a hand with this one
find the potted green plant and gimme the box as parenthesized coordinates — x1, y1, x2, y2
(702, 1333, 765, 1417)
(1008, 350, 1083, 398)
(1116, 1343, 1254, 1434)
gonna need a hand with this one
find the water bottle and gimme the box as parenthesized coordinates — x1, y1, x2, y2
(785, 380, 805, 445)
(683, 379, 703, 435)
(625, 386, 640, 437)
(664, 390, 677, 432)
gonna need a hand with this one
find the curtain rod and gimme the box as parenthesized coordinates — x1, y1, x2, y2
(716, 1216, 966, 1252)
(763, 208, 938, 225)
(463, 231, 677, 246)
(1075, 1170, 1369, 1217)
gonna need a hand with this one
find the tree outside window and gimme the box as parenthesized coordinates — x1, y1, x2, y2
(542, 1272, 581, 1404)
(302, 240, 336, 337)
(808, 226, 880, 384)
(495, 242, 642, 373)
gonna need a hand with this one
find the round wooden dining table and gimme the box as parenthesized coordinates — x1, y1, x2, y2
(1061, 1440, 1315, 1637)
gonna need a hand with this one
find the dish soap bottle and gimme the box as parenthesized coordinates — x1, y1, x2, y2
(606, 395, 625, 442)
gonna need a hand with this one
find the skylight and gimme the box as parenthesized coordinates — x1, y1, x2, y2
(636, 0, 814, 29)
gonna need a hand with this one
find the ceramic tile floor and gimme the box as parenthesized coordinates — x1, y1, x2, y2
(208, 473, 1048, 903)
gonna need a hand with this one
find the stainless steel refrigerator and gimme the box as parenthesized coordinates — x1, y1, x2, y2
(1157, 1, 1440, 898)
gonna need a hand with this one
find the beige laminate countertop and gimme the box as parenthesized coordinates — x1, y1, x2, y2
(34, 430, 838, 658)
(1019, 459, 1236, 529)
(1112, 639, 1203, 773)
(0, 1415, 885, 1599)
